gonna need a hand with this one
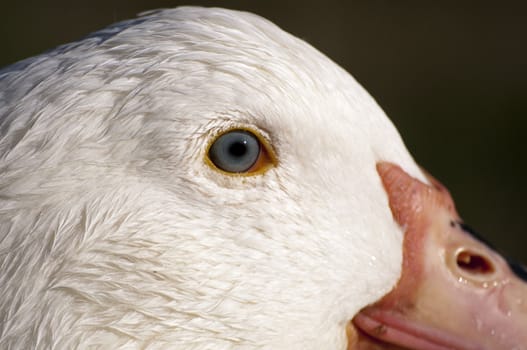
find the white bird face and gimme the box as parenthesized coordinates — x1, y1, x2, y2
(1, 7, 526, 350)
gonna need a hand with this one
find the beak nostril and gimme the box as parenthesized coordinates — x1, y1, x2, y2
(456, 250, 494, 275)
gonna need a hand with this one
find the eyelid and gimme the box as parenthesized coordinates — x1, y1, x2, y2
(205, 126, 278, 176)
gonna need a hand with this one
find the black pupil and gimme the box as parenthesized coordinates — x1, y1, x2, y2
(228, 141, 248, 157)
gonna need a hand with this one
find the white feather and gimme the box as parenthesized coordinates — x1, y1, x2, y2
(0, 7, 425, 350)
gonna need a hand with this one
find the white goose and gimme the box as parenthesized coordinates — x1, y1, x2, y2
(1, 7, 526, 350)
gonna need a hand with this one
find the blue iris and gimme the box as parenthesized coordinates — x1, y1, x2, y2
(208, 130, 261, 173)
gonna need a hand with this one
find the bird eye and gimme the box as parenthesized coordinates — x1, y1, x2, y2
(207, 129, 274, 174)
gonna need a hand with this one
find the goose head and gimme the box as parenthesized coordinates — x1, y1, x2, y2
(0, 7, 525, 350)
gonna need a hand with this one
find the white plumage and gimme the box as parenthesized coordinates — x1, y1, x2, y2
(0, 7, 426, 349)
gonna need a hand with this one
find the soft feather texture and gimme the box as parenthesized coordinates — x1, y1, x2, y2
(0, 7, 426, 350)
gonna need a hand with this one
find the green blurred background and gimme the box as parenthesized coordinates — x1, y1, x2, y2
(2, 0, 525, 262)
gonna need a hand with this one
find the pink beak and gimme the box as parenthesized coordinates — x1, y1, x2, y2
(349, 162, 527, 350)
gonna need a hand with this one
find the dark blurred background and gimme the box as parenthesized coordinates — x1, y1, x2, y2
(2, 0, 525, 262)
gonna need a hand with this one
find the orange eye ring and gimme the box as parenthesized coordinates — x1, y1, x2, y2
(205, 128, 276, 175)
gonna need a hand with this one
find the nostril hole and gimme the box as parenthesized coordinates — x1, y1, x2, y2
(456, 250, 495, 275)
